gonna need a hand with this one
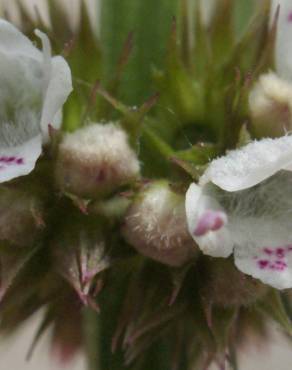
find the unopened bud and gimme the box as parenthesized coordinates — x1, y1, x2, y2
(52, 216, 110, 308)
(122, 181, 198, 267)
(200, 259, 268, 307)
(249, 72, 292, 138)
(0, 187, 43, 247)
(55, 123, 140, 198)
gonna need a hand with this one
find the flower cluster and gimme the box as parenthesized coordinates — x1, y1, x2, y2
(185, 1, 292, 291)
(1, 0, 292, 369)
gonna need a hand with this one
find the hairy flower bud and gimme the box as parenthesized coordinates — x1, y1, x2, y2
(0, 187, 43, 247)
(200, 259, 268, 307)
(122, 181, 198, 266)
(55, 123, 140, 198)
(249, 72, 292, 138)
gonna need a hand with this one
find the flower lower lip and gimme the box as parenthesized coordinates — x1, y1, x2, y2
(194, 210, 226, 236)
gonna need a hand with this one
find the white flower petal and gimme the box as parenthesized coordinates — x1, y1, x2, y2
(272, 0, 292, 79)
(221, 172, 292, 289)
(185, 183, 233, 258)
(200, 135, 292, 191)
(35, 29, 52, 92)
(186, 170, 292, 289)
(0, 21, 72, 182)
(235, 245, 292, 290)
(0, 135, 42, 183)
(0, 19, 41, 60)
(40, 56, 72, 141)
(234, 218, 292, 289)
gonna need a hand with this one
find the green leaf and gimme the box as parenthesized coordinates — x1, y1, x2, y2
(256, 290, 292, 336)
(210, 306, 238, 351)
(83, 308, 101, 370)
(100, 0, 179, 105)
(175, 144, 219, 164)
(208, 0, 235, 64)
(234, 0, 256, 37)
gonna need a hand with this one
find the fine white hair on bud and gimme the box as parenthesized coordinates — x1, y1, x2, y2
(186, 134, 292, 290)
(122, 181, 198, 267)
(55, 123, 140, 198)
(0, 20, 72, 183)
(249, 72, 292, 137)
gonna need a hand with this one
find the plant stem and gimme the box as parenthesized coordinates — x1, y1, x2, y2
(83, 308, 100, 370)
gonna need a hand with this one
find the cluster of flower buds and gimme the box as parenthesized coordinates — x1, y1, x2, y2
(1, 1, 292, 369)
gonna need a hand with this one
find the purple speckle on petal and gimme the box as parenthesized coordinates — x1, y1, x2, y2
(263, 247, 273, 255)
(288, 11, 292, 22)
(273, 261, 287, 271)
(257, 251, 288, 271)
(258, 260, 269, 269)
(0, 156, 24, 166)
(276, 260, 287, 267)
(276, 248, 285, 258)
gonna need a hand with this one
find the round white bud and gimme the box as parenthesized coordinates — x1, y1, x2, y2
(122, 181, 198, 267)
(249, 72, 292, 138)
(55, 123, 140, 198)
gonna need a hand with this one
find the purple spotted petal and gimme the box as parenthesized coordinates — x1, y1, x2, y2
(0, 136, 42, 183)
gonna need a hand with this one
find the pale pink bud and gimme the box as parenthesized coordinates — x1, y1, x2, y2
(55, 123, 140, 198)
(122, 181, 198, 266)
(249, 72, 292, 138)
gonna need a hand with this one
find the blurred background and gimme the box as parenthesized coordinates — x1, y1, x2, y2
(0, 309, 292, 370)
(0, 0, 291, 369)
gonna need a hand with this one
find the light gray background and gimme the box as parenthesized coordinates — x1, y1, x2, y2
(0, 310, 292, 370)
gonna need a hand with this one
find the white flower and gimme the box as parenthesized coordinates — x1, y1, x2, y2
(186, 1, 292, 290)
(185, 135, 292, 289)
(0, 20, 72, 183)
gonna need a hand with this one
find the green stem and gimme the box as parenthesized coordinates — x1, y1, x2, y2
(83, 308, 100, 370)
